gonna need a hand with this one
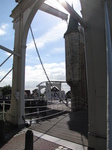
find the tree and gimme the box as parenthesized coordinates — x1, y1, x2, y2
(1, 85, 12, 97)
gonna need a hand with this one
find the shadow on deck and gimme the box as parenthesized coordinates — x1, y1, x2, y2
(29, 110, 88, 146)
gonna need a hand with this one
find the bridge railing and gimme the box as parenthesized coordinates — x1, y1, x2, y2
(0, 97, 87, 123)
(24, 99, 71, 124)
(0, 98, 70, 122)
(0, 99, 11, 120)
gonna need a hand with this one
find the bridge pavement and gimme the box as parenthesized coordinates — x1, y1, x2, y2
(29, 110, 88, 147)
(0, 110, 88, 150)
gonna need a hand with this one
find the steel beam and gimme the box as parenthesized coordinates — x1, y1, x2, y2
(105, 1, 112, 150)
(57, 0, 87, 28)
(40, 3, 68, 21)
(0, 45, 20, 57)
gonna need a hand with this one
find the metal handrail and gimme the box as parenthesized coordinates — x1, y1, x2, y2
(24, 98, 70, 123)
(105, 1, 112, 149)
(25, 105, 47, 109)
(25, 110, 66, 123)
(0, 97, 87, 123)
(0, 100, 11, 120)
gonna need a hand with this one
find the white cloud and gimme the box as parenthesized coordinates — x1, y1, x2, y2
(25, 62, 66, 91)
(0, 62, 66, 91)
(26, 53, 39, 65)
(0, 24, 8, 36)
(27, 21, 67, 50)
(5, 52, 13, 59)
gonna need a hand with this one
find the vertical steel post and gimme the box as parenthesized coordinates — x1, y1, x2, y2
(25, 130, 33, 150)
(105, 1, 112, 149)
(3, 100, 5, 120)
(0, 120, 5, 143)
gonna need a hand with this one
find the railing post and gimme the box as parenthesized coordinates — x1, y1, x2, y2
(25, 130, 33, 150)
(3, 100, 5, 120)
(0, 120, 5, 143)
(105, 1, 112, 150)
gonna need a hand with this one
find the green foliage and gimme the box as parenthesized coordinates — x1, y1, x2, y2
(1, 85, 12, 97)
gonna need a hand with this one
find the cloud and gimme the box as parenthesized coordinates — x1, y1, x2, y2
(25, 62, 65, 81)
(25, 62, 66, 91)
(0, 24, 8, 36)
(27, 21, 67, 50)
(5, 52, 13, 59)
(0, 61, 69, 92)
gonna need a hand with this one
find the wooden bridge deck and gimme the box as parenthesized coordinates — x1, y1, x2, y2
(29, 110, 88, 147)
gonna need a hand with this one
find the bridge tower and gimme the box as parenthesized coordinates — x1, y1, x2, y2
(64, 15, 87, 111)
(80, 0, 112, 149)
(6, 0, 67, 126)
(4, 0, 112, 149)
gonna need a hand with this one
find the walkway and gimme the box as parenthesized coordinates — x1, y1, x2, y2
(29, 110, 88, 146)
(0, 110, 88, 150)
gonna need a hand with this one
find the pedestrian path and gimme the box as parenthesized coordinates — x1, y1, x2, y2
(0, 110, 88, 150)
(0, 128, 87, 150)
(32, 129, 88, 150)
(29, 110, 88, 146)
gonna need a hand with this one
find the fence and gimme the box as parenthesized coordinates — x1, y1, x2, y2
(0, 98, 71, 122)
(24, 99, 71, 124)
(0, 99, 11, 120)
(0, 97, 87, 123)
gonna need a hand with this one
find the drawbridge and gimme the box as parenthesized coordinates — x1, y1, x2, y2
(0, 0, 112, 149)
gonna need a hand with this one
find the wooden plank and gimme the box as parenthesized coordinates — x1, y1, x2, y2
(29, 110, 88, 146)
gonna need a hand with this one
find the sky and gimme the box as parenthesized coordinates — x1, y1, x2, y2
(0, 0, 81, 93)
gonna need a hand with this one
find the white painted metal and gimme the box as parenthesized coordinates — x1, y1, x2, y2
(57, 0, 87, 28)
(80, 0, 107, 149)
(40, 3, 68, 20)
(0, 45, 20, 57)
(105, 1, 112, 150)
(6, 0, 46, 125)
(37, 81, 65, 101)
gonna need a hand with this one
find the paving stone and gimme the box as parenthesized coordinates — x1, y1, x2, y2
(0, 132, 71, 150)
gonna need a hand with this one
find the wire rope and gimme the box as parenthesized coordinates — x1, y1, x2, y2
(29, 26, 71, 109)
(0, 54, 12, 67)
(29, 26, 51, 86)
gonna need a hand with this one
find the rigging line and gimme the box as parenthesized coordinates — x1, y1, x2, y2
(0, 68, 13, 83)
(0, 54, 12, 67)
(29, 26, 52, 87)
(29, 26, 71, 109)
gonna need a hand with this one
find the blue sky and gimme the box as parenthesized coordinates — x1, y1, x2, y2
(0, 0, 81, 93)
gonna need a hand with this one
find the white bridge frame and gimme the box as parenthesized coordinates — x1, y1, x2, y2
(6, 0, 85, 126)
(3, 0, 112, 149)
